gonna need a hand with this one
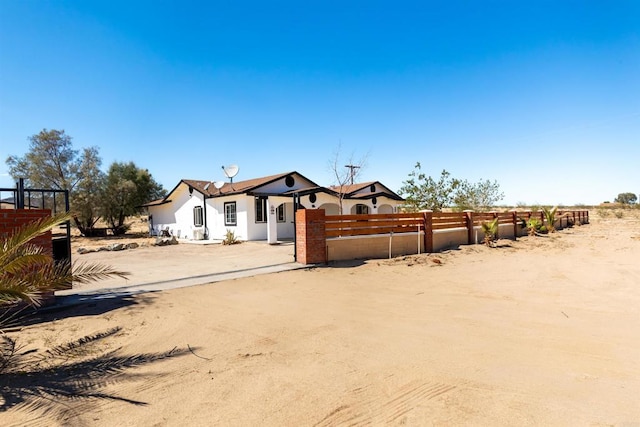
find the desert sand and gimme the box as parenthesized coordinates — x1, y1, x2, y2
(3, 210, 640, 426)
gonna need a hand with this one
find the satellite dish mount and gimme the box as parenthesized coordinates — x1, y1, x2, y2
(221, 164, 239, 184)
(213, 180, 225, 193)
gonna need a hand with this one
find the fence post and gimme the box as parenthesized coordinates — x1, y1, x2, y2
(464, 210, 474, 245)
(16, 178, 25, 209)
(511, 210, 519, 239)
(422, 210, 433, 253)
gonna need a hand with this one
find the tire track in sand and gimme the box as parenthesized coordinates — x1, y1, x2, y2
(315, 380, 459, 426)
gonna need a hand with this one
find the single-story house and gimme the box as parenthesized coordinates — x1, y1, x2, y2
(143, 171, 404, 243)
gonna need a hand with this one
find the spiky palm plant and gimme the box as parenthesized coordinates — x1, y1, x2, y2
(542, 206, 559, 233)
(0, 211, 129, 308)
(520, 216, 543, 236)
(481, 217, 499, 247)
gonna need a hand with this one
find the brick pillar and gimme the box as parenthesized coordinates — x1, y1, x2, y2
(0, 209, 53, 256)
(295, 209, 326, 264)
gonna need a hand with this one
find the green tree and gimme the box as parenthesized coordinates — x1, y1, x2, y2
(71, 147, 106, 236)
(399, 163, 460, 211)
(453, 179, 504, 211)
(614, 192, 637, 204)
(102, 162, 166, 235)
(6, 129, 107, 236)
(6, 129, 82, 190)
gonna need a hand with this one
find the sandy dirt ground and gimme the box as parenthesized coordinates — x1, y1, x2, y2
(3, 210, 640, 426)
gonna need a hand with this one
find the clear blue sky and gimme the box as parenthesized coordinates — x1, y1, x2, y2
(1, 1, 638, 205)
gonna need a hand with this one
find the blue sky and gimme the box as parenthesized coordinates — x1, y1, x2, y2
(1, 1, 638, 205)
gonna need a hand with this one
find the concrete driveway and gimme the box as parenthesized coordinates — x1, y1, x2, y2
(58, 240, 303, 299)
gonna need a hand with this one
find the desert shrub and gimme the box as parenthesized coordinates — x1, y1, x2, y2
(614, 210, 624, 219)
(520, 216, 544, 236)
(597, 209, 610, 218)
(481, 218, 499, 247)
(222, 229, 240, 245)
(542, 206, 558, 233)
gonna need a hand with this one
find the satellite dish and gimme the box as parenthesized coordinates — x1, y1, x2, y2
(213, 181, 225, 190)
(221, 164, 239, 182)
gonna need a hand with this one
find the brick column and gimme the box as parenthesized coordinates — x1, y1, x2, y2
(295, 209, 326, 264)
(0, 209, 53, 256)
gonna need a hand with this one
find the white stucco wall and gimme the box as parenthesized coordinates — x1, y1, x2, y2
(207, 195, 250, 240)
(149, 184, 206, 239)
(275, 201, 296, 239)
(255, 174, 316, 194)
(317, 202, 339, 215)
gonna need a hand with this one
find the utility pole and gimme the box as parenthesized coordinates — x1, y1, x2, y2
(344, 164, 360, 185)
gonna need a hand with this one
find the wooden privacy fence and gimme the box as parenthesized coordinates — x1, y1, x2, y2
(325, 213, 425, 238)
(296, 209, 590, 263)
(296, 209, 589, 264)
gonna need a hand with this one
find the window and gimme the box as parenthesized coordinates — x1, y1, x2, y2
(255, 197, 267, 223)
(193, 206, 203, 227)
(277, 204, 286, 222)
(224, 202, 237, 226)
(356, 204, 369, 215)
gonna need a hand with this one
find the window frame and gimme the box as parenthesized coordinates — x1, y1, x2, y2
(193, 205, 203, 227)
(356, 204, 369, 215)
(276, 204, 286, 222)
(255, 197, 267, 223)
(224, 202, 237, 226)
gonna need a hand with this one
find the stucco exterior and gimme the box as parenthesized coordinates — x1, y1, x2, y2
(145, 171, 404, 242)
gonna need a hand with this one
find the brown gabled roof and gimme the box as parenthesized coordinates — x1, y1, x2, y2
(330, 182, 376, 196)
(329, 181, 404, 201)
(178, 171, 320, 198)
(177, 173, 293, 198)
(208, 172, 291, 197)
(281, 186, 339, 197)
(140, 197, 172, 207)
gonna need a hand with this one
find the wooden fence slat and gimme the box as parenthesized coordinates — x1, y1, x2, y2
(322, 210, 589, 243)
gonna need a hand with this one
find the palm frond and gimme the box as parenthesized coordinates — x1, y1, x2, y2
(0, 286, 42, 306)
(0, 212, 73, 266)
(1, 211, 129, 311)
(2, 253, 51, 275)
(71, 262, 130, 284)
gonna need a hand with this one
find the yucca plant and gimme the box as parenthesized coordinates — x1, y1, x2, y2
(1, 211, 129, 308)
(520, 216, 543, 236)
(542, 206, 559, 233)
(222, 229, 240, 245)
(481, 217, 499, 247)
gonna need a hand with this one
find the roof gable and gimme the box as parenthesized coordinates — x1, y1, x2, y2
(182, 171, 320, 198)
(330, 181, 403, 200)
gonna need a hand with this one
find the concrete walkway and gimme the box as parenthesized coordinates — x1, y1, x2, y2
(57, 240, 307, 305)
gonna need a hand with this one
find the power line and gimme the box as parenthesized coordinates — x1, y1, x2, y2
(344, 164, 360, 185)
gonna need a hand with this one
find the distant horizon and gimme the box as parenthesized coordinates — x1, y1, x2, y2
(1, 2, 638, 206)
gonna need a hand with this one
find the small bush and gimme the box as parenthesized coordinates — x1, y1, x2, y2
(597, 209, 610, 218)
(614, 210, 624, 219)
(223, 229, 240, 245)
